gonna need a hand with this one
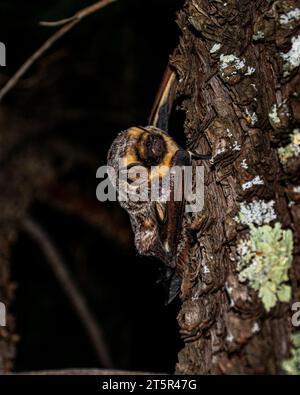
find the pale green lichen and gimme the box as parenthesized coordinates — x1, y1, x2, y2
(269, 101, 292, 130)
(245, 66, 256, 76)
(242, 175, 264, 190)
(282, 333, 300, 375)
(253, 31, 265, 41)
(232, 141, 241, 151)
(278, 129, 300, 163)
(220, 54, 245, 70)
(280, 8, 300, 25)
(269, 104, 280, 125)
(252, 322, 260, 334)
(226, 332, 234, 343)
(210, 43, 221, 54)
(238, 200, 276, 226)
(281, 35, 300, 77)
(237, 223, 293, 312)
(245, 108, 258, 126)
(241, 159, 248, 169)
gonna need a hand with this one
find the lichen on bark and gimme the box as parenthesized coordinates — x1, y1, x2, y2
(171, 0, 300, 374)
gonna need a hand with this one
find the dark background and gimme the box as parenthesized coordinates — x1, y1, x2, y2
(0, 0, 184, 373)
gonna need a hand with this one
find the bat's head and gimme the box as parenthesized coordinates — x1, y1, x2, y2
(107, 126, 180, 172)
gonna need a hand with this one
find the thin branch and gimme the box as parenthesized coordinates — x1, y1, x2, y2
(40, 17, 78, 28)
(40, 0, 117, 27)
(0, 20, 77, 103)
(0, 0, 116, 102)
(22, 217, 113, 369)
(11, 369, 156, 375)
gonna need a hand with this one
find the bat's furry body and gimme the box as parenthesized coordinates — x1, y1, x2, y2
(107, 126, 189, 273)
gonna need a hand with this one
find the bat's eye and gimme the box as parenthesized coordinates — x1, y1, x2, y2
(138, 133, 167, 166)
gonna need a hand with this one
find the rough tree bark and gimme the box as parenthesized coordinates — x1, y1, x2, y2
(171, 0, 300, 374)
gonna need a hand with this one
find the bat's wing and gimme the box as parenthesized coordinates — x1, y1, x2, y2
(154, 149, 191, 269)
(148, 65, 177, 132)
(157, 267, 182, 305)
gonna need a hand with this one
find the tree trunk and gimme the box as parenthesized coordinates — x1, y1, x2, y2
(171, 0, 300, 374)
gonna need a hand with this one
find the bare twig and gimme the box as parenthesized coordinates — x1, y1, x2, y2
(22, 217, 113, 369)
(0, 21, 77, 102)
(0, 0, 116, 102)
(40, 0, 117, 27)
(11, 369, 158, 375)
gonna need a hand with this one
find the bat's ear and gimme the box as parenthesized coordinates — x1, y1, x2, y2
(188, 151, 212, 160)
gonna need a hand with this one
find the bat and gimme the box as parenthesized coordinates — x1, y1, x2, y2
(107, 65, 210, 303)
(108, 125, 190, 262)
